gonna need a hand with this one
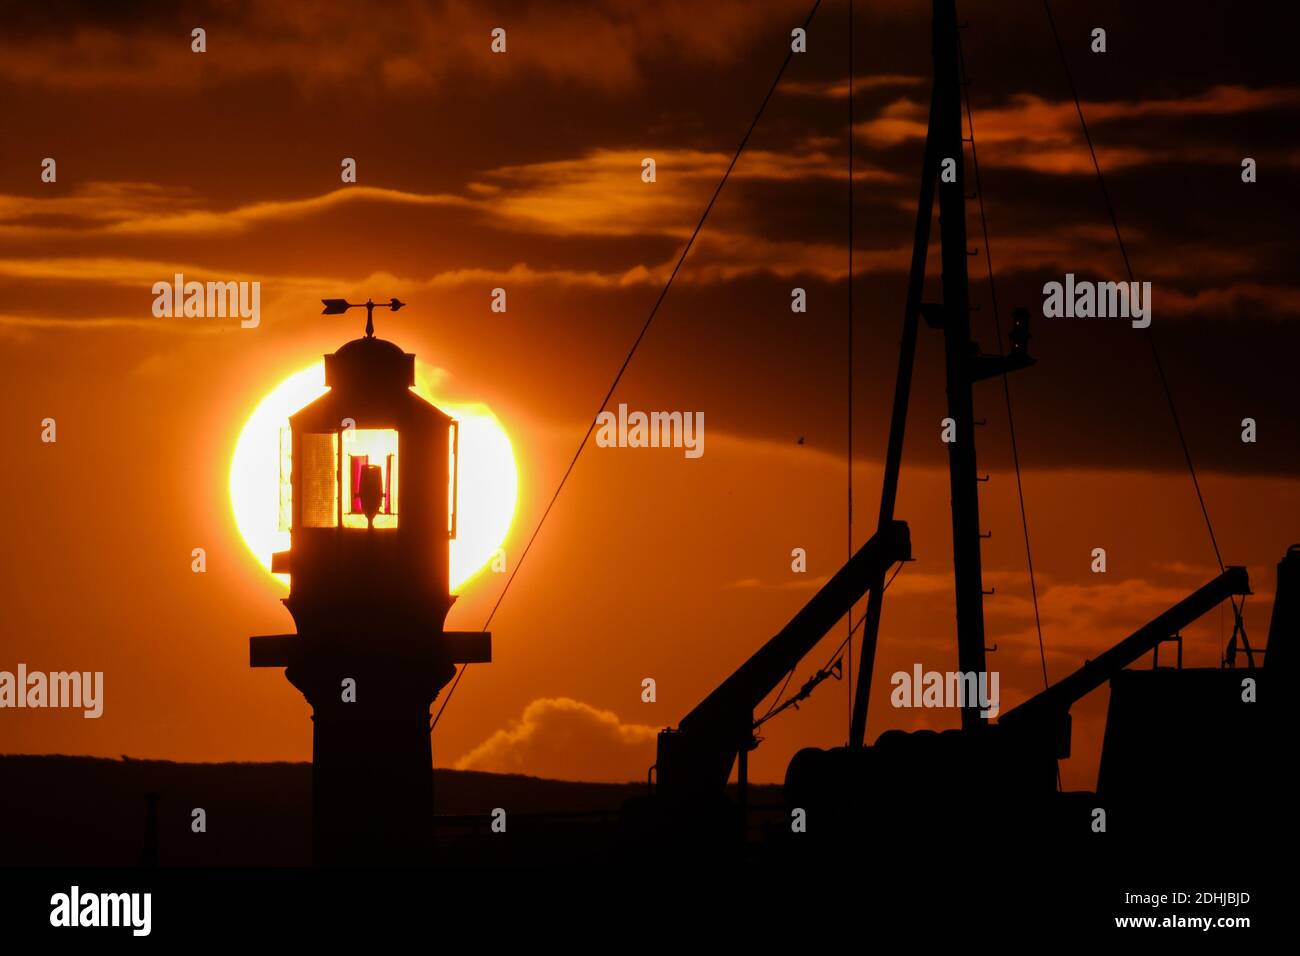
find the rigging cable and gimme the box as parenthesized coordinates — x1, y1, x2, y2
(846, 0, 855, 740)
(955, 32, 1051, 695)
(1041, 0, 1244, 648)
(431, 0, 827, 733)
(757, 561, 905, 730)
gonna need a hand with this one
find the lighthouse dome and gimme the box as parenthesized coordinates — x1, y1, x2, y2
(325, 335, 415, 391)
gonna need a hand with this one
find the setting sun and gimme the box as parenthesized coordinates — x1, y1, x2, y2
(229, 361, 517, 592)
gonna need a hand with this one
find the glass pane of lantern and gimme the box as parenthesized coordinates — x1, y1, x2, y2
(342, 429, 398, 528)
(277, 425, 293, 531)
(301, 432, 339, 528)
(387, 451, 398, 520)
(448, 420, 459, 539)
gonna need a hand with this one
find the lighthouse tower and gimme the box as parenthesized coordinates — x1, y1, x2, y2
(250, 300, 490, 865)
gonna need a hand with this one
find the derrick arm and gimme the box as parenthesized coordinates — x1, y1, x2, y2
(655, 520, 911, 804)
(999, 566, 1251, 753)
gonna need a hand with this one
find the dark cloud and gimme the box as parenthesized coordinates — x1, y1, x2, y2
(0, 0, 1296, 485)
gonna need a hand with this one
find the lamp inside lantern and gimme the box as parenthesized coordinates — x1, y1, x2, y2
(342, 428, 399, 529)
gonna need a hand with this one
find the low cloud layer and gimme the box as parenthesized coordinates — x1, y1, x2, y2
(454, 697, 658, 783)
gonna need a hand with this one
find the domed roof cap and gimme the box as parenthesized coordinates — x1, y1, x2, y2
(324, 336, 415, 390)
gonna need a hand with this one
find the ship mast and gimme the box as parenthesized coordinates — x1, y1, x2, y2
(932, 0, 989, 732)
(850, 0, 1034, 743)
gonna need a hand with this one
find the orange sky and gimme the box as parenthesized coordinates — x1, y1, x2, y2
(1, 0, 1297, 791)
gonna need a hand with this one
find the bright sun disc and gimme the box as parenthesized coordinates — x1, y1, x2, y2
(229, 362, 517, 592)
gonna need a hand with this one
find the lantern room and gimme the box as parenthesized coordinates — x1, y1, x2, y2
(268, 332, 460, 636)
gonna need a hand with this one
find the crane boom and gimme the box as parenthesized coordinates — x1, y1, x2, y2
(1000, 565, 1250, 733)
(655, 520, 911, 804)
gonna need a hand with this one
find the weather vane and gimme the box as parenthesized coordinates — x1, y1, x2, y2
(321, 296, 406, 338)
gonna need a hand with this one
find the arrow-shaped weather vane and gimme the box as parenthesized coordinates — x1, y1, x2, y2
(321, 297, 406, 338)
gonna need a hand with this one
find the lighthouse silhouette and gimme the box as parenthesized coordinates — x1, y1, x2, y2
(250, 299, 490, 865)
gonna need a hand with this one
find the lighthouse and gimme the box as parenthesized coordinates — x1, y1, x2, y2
(250, 298, 490, 865)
